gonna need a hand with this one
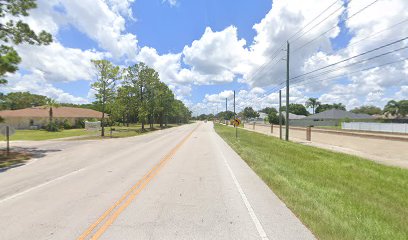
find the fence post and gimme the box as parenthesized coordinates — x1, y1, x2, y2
(271, 124, 273, 134)
(306, 126, 311, 141)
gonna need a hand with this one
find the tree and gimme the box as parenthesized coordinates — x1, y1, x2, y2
(242, 107, 259, 119)
(351, 105, 382, 115)
(305, 97, 320, 114)
(315, 103, 346, 113)
(280, 103, 310, 116)
(259, 107, 277, 115)
(384, 100, 408, 118)
(268, 111, 285, 125)
(0, 91, 47, 110)
(216, 111, 235, 121)
(91, 60, 121, 137)
(0, 0, 52, 85)
(45, 98, 59, 131)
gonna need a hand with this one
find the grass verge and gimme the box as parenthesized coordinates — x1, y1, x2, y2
(3, 124, 182, 141)
(214, 124, 408, 240)
(7, 129, 94, 141)
(0, 150, 31, 168)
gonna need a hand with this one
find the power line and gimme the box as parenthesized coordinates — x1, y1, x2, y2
(290, 36, 408, 81)
(290, 45, 408, 85)
(245, 0, 344, 85)
(290, 0, 348, 44)
(292, 0, 380, 53)
(292, 57, 408, 88)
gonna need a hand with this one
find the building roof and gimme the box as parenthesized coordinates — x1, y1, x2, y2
(281, 111, 306, 120)
(0, 106, 104, 118)
(302, 109, 374, 120)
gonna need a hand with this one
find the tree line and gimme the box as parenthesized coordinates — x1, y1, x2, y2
(90, 60, 191, 136)
(0, 61, 192, 135)
(194, 97, 408, 125)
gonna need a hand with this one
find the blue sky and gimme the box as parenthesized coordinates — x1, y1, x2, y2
(51, 0, 271, 104)
(4, 0, 408, 114)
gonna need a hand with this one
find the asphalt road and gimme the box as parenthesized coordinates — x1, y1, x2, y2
(0, 122, 315, 240)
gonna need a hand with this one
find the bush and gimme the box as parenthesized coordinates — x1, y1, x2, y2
(268, 112, 285, 125)
(62, 119, 72, 129)
(0, 116, 4, 123)
(46, 122, 60, 132)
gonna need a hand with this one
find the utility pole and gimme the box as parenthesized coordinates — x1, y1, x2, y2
(279, 90, 282, 140)
(225, 98, 228, 124)
(285, 41, 290, 141)
(234, 90, 237, 138)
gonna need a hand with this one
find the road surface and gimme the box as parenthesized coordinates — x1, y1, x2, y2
(0, 122, 315, 240)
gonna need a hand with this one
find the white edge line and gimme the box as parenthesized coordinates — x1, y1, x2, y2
(0, 168, 86, 204)
(213, 132, 270, 240)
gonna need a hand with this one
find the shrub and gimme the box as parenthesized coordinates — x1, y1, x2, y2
(62, 119, 72, 129)
(46, 122, 60, 132)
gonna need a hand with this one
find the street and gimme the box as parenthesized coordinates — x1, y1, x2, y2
(0, 122, 315, 240)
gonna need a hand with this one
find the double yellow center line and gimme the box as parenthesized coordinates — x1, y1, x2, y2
(78, 124, 199, 240)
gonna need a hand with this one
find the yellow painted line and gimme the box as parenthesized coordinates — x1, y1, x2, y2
(77, 124, 199, 240)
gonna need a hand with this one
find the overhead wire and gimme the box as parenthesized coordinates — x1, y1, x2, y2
(245, 0, 345, 85)
(292, 0, 380, 53)
(290, 36, 408, 81)
(292, 57, 408, 88)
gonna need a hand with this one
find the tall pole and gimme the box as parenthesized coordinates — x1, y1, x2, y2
(279, 90, 282, 140)
(285, 41, 290, 141)
(233, 91, 236, 116)
(6, 126, 10, 155)
(234, 90, 237, 138)
(225, 98, 228, 124)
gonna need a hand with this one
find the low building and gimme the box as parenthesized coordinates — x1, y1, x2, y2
(290, 109, 374, 127)
(0, 106, 104, 129)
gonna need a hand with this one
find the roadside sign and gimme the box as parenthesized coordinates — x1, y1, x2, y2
(0, 125, 15, 136)
(232, 119, 241, 127)
(0, 125, 15, 155)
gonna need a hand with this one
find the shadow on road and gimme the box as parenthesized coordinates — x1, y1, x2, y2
(0, 147, 61, 173)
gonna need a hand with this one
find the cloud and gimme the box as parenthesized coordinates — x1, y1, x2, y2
(57, 0, 138, 59)
(162, 0, 178, 7)
(4, 71, 89, 104)
(183, 26, 250, 81)
(16, 42, 108, 83)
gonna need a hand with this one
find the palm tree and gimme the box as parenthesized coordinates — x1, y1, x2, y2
(45, 98, 59, 131)
(305, 97, 321, 114)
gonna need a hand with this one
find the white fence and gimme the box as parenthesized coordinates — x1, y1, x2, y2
(342, 122, 408, 134)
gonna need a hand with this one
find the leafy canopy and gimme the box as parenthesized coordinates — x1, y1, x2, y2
(315, 103, 346, 113)
(280, 103, 310, 116)
(351, 105, 382, 115)
(0, 0, 52, 85)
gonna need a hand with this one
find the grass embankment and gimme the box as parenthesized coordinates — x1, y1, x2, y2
(8, 129, 93, 141)
(3, 124, 180, 141)
(214, 124, 408, 240)
(82, 124, 179, 140)
(0, 150, 31, 168)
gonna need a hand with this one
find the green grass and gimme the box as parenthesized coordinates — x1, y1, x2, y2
(0, 150, 31, 168)
(6, 129, 94, 141)
(214, 124, 408, 240)
(76, 124, 180, 140)
(1, 124, 182, 141)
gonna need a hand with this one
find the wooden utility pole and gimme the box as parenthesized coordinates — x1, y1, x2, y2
(285, 41, 290, 141)
(234, 90, 237, 138)
(279, 90, 282, 140)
